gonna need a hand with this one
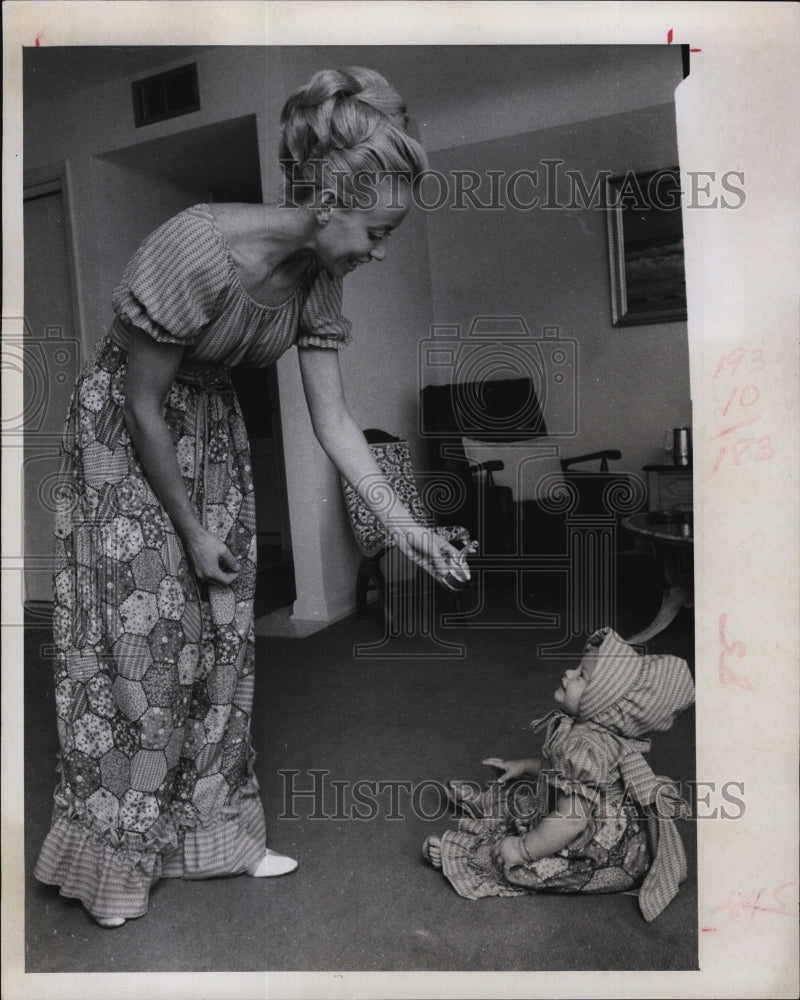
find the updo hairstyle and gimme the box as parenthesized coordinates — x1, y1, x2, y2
(279, 67, 428, 205)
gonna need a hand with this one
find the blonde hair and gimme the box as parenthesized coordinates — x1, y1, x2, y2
(279, 67, 428, 204)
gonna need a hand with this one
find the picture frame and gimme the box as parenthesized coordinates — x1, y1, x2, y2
(606, 166, 688, 326)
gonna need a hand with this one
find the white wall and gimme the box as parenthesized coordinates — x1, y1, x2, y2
(425, 103, 691, 473)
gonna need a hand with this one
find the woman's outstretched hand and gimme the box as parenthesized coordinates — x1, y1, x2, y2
(391, 523, 460, 582)
(184, 527, 241, 585)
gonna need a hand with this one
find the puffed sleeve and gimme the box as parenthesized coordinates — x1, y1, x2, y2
(111, 207, 229, 345)
(546, 727, 622, 794)
(295, 267, 353, 349)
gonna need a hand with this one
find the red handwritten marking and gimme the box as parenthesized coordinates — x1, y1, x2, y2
(713, 884, 795, 920)
(718, 614, 752, 690)
(700, 926, 717, 932)
(713, 434, 775, 471)
(711, 347, 773, 472)
(713, 347, 767, 378)
(709, 415, 762, 440)
(667, 28, 700, 52)
(721, 383, 760, 416)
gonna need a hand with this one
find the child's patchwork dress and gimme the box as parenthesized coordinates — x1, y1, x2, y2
(436, 712, 652, 902)
(34, 205, 351, 920)
(435, 628, 694, 921)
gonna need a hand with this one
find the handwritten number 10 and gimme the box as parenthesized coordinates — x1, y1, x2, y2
(721, 383, 760, 415)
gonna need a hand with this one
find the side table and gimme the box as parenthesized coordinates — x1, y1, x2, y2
(643, 464, 693, 512)
(622, 511, 694, 643)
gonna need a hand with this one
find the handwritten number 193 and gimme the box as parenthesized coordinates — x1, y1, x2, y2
(713, 348, 767, 378)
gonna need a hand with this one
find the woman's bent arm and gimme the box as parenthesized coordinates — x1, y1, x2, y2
(123, 327, 240, 584)
(298, 345, 457, 578)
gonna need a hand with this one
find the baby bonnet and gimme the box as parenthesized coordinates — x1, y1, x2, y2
(578, 628, 695, 738)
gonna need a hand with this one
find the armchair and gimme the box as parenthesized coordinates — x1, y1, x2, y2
(419, 377, 646, 644)
(419, 378, 643, 559)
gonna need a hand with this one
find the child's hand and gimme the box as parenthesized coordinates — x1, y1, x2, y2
(492, 835, 527, 875)
(482, 757, 536, 784)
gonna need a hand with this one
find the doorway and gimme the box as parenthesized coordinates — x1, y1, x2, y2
(22, 177, 81, 605)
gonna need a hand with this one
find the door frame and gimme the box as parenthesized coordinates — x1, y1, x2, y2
(24, 161, 84, 345)
(22, 163, 82, 609)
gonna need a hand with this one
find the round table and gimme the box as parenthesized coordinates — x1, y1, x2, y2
(622, 511, 693, 643)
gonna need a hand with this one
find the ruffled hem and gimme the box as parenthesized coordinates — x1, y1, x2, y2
(165, 791, 266, 879)
(34, 814, 160, 920)
(34, 782, 267, 920)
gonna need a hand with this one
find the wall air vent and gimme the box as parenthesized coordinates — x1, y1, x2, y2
(132, 63, 200, 127)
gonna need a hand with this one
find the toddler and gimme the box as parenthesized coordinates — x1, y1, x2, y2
(422, 627, 695, 921)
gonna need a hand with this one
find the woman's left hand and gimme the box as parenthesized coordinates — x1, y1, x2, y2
(391, 522, 460, 582)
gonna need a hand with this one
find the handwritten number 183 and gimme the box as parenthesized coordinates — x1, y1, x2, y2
(713, 435, 775, 472)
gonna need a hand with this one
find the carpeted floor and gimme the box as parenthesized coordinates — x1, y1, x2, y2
(24, 557, 697, 973)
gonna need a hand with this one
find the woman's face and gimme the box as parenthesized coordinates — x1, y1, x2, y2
(314, 175, 412, 279)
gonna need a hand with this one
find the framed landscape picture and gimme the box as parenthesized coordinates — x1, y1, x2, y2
(606, 166, 688, 326)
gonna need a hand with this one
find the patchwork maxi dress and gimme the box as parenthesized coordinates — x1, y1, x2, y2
(34, 205, 352, 920)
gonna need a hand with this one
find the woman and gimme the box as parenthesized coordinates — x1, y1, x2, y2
(34, 66, 459, 928)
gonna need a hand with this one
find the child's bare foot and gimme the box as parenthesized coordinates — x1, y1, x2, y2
(422, 835, 442, 869)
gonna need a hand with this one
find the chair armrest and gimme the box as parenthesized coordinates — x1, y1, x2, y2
(466, 458, 505, 474)
(561, 449, 622, 472)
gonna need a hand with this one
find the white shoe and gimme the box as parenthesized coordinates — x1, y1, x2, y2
(247, 848, 298, 877)
(92, 914, 127, 928)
